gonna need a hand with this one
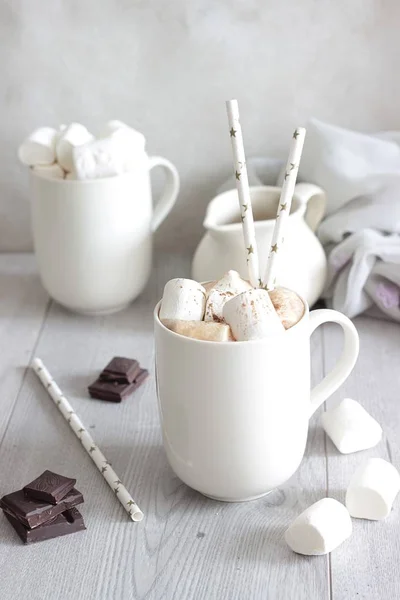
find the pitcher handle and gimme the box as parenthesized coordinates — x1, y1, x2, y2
(149, 156, 180, 232)
(294, 183, 327, 232)
(308, 309, 359, 418)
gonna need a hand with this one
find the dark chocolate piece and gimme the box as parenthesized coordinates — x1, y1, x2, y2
(100, 357, 140, 383)
(23, 470, 76, 504)
(89, 368, 149, 403)
(0, 488, 83, 529)
(4, 507, 86, 544)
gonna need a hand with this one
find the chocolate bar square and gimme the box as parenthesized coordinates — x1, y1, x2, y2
(100, 357, 140, 383)
(89, 368, 149, 402)
(0, 487, 83, 529)
(23, 470, 76, 504)
(4, 507, 86, 544)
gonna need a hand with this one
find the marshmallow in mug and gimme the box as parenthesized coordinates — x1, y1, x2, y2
(205, 270, 252, 322)
(346, 458, 400, 520)
(33, 163, 65, 180)
(159, 278, 206, 321)
(18, 127, 58, 166)
(56, 123, 94, 172)
(321, 398, 382, 454)
(285, 498, 352, 555)
(162, 319, 234, 342)
(269, 287, 305, 330)
(223, 288, 284, 341)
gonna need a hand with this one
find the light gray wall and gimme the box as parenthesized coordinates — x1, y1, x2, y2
(1, 0, 399, 252)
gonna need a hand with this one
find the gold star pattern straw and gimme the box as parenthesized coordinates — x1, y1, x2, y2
(247, 245, 254, 255)
(263, 127, 306, 290)
(31, 357, 144, 522)
(226, 99, 260, 287)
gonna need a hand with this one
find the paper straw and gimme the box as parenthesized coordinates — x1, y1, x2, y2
(263, 127, 306, 291)
(226, 99, 260, 288)
(31, 357, 144, 523)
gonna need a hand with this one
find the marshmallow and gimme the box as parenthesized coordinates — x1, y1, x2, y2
(285, 498, 352, 555)
(269, 287, 305, 330)
(162, 319, 234, 342)
(159, 278, 206, 321)
(73, 136, 124, 180)
(56, 123, 94, 172)
(203, 280, 217, 293)
(18, 127, 58, 166)
(32, 163, 65, 180)
(205, 270, 252, 322)
(223, 289, 285, 340)
(321, 398, 382, 454)
(346, 458, 400, 520)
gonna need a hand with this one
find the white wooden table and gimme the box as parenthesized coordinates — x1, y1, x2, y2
(0, 253, 399, 600)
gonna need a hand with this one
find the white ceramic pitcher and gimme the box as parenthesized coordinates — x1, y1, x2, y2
(192, 184, 327, 306)
(31, 155, 179, 315)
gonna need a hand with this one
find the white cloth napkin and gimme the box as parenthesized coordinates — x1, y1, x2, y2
(219, 119, 400, 322)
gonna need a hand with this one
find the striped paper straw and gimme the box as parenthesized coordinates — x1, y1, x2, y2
(226, 99, 260, 288)
(263, 127, 306, 291)
(31, 357, 144, 522)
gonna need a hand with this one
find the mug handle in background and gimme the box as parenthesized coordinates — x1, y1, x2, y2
(308, 309, 359, 418)
(294, 182, 327, 232)
(149, 156, 180, 232)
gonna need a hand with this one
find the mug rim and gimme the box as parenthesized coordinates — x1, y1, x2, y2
(30, 166, 146, 186)
(154, 289, 310, 347)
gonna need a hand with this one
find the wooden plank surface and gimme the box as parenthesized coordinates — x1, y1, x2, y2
(323, 318, 400, 600)
(0, 254, 398, 599)
(0, 254, 49, 440)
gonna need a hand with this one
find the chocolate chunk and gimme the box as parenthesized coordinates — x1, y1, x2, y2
(23, 470, 76, 504)
(88, 368, 149, 403)
(4, 507, 86, 544)
(0, 488, 83, 529)
(100, 357, 140, 383)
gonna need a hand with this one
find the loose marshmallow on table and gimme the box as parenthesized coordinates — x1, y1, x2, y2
(56, 123, 94, 172)
(346, 458, 400, 520)
(18, 127, 58, 166)
(32, 163, 65, 180)
(285, 498, 352, 555)
(269, 287, 305, 330)
(159, 278, 206, 321)
(321, 398, 382, 454)
(205, 270, 252, 322)
(223, 288, 284, 340)
(162, 319, 234, 342)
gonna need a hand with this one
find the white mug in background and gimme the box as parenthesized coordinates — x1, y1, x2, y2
(154, 300, 359, 502)
(30, 156, 179, 315)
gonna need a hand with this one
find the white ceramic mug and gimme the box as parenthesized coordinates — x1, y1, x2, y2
(30, 156, 179, 314)
(154, 300, 359, 502)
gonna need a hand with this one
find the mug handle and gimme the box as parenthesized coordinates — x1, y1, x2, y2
(294, 183, 326, 232)
(308, 309, 359, 418)
(148, 156, 180, 232)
